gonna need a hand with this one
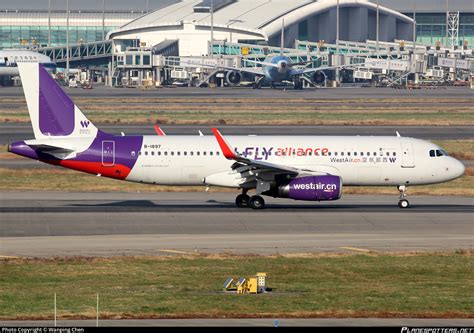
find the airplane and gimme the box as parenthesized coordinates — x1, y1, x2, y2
(195, 20, 348, 89)
(8, 63, 465, 209)
(0, 49, 55, 76)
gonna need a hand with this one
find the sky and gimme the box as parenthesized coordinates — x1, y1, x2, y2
(0, 0, 472, 12)
(0, 0, 180, 11)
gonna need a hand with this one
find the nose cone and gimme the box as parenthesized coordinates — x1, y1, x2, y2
(449, 158, 465, 180)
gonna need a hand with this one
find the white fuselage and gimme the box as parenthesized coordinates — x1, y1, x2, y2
(0, 50, 55, 76)
(125, 135, 465, 187)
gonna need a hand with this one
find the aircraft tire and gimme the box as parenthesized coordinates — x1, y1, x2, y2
(398, 199, 410, 209)
(235, 194, 250, 208)
(249, 195, 265, 210)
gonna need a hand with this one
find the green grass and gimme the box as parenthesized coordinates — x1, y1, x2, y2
(3, 111, 474, 126)
(1, 253, 473, 319)
(2, 95, 474, 125)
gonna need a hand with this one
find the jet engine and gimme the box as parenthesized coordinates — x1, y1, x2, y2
(225, 70, 242, 86)
(264, 175, 342, 201)
(277, 60, 289, 74)
(311, 71, 326, 85)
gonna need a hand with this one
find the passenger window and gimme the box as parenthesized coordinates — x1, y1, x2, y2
(360, 152, 364, 156)
(197, 152, 200, 156)
(164, 152, 168, 156)
(171, 152, 174, 156)
(184, 152, 187, 156)
(335, 152, 338, 156)
(341, 152, 344, 156)
(216, 152, 220, 156)
(373, 152, 377, 156)
(386, 152, 390, 156)
(157, 151, 161, 156)
(328, 152, 331, 156)
(177, 152, 181, 156)
(145, 151, 148, 156)
(190, 152, 194, 156)
(210, 152, 213, 156)
(151, 151, 154, 156)
(429, 150, 435, 157)
(393, 152, 396, 156)
(354, 152, 357, 156)
(138, 151, 141, 156)
(203, 152, 207, 156)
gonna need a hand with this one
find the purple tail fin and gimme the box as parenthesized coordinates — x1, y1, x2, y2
(39, 65, 75, 136)
(18, 62, 97, 139)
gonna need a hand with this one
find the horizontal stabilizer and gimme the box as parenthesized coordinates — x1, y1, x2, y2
(24, 140, 77, 159)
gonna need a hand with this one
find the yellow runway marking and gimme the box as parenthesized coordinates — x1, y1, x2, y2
(339, 247, 377, 253)
(158, 249, 198, 255)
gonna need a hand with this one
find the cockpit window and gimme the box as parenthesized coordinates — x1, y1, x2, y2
(430, 149, 448, 157)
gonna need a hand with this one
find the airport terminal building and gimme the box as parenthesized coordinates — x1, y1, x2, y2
(0, 0, 473, 53)
(108, 0, 416, 56)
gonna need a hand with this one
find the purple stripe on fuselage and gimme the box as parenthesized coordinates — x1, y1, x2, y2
(39, 65, 75, 136)
(70, 131, 143, 170)
(9, 132, 143, 171)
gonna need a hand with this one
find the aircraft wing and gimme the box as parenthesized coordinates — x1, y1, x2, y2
(180, 61, 265, 76)
(222, 66, 265, 76)
(212, 128, 308, 177)
(243, 59, 279, 68)
(290, 64, 351, 76)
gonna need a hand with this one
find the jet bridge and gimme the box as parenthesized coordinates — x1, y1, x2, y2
(37, 40, 113, 67)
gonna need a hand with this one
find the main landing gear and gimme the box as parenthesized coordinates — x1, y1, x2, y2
(235, 190, 265, 209)
(397, 185, 409, 209)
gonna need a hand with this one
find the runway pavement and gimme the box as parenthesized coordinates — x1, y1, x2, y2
(0, 191, 472, 258)
(2, 318, 474, 327)
(1, 85, 474, 98)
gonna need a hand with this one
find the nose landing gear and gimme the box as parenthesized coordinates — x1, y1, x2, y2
(397, 185, 410, 208)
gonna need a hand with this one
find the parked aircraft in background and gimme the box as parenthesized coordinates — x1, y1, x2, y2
(9, 63, 465, 209)
(0, 50, 55, 76)
(197, 20, 349, 89)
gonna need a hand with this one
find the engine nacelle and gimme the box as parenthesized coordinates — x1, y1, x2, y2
(311, 71, 326, 85)
(274, 175, 342, 201)
(225, 70, 242, 85)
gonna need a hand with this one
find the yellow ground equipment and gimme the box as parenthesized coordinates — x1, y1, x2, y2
(223, 272, 267, 294)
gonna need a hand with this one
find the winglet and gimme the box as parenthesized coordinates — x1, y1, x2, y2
(154, 125, 166, 136)
(212, 128, 237, 160)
